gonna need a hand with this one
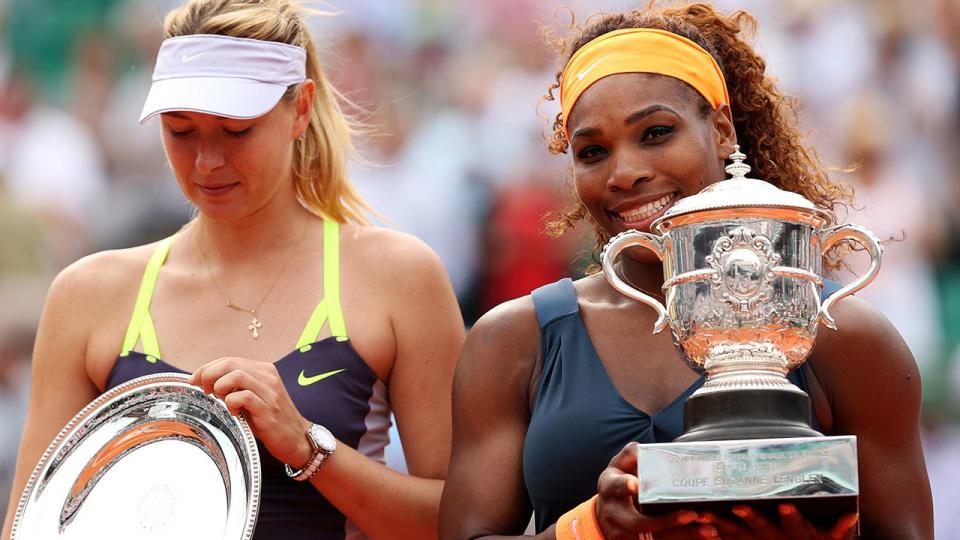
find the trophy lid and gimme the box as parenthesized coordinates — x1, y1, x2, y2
(652, 146, 832, 229)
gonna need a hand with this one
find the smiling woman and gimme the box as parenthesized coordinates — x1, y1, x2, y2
(1, 1, 465, 540)
(566, 73, 726, 246)
(439, 3, 932, 540)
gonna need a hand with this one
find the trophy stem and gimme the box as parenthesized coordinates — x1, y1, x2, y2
(676, 343, 821, 442)
(677, 388, 823, 442)
(694, 343, 806, 396)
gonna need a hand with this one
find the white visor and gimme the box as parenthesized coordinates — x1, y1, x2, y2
(139, 34, 307, 124)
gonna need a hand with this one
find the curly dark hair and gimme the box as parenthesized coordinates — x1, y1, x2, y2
(541, 3, 852, 269)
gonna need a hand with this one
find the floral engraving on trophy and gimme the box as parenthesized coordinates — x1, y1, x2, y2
(723, 248, 764, 295)
(707, 226, 780, 315)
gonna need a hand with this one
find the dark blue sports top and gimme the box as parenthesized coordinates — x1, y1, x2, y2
(523, 278, 840, 532)
(106, 220, 390, 540)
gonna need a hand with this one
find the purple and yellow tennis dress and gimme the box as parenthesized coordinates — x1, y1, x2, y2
(106, 219, 390, 539)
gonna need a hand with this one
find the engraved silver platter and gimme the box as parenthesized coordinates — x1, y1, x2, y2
(11, 373, 261, 539)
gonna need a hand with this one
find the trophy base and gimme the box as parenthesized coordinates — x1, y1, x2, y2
(676, 389, 822, 442)
(641, 495, 858, 531)
(637, 436, 859, 530)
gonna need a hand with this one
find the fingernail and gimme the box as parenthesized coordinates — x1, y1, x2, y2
(677, 510, 698, 524)
(627, 478, 638, 493)
(696, 515, 712, 523)
(700, 525, 718, 538)
(843, 514, 859, 528)
(779, 504, 795, 516)
(732, 506, 749, 518)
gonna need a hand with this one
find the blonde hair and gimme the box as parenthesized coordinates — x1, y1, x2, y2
(164, 0, 373, 224)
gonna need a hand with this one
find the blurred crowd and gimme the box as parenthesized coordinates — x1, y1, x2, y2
(1, 0, 960, 536)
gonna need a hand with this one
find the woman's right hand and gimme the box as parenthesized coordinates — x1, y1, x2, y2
(597, 442, 719, 540)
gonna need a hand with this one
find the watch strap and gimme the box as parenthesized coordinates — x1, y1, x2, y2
(284, 452, 325, 481)
(285, 424, 334, 482)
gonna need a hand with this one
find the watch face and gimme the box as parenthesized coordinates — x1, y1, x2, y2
(308, 424, 336, 453)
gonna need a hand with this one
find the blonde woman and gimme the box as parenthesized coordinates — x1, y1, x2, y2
(1, 1, 464, 538)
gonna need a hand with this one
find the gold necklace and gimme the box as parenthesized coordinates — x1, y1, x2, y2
(194, 222, 310, 339)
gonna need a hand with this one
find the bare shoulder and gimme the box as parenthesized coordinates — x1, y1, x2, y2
(467, 274, 597, 354)
(337, 224, 463, 372)
(457, 293, 542, 402)
(29, 242, 165, 400)
(570, 272, 612, 303)
(339, 225, 451, 304)
(40, 242, 172, 389)
(47, 243, 157, 318)
(810, 295, 918, 380)
(467, 294, 541, 358)
(340, 224, 442, 274)
(808, 295, 921, 425)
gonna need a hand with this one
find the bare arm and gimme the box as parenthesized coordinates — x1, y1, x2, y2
(305, 235, 465, 539)
(440, 297, 559, 540)
(1, 262, 105, 539)
(810, 296, 934, 539)
(440, 292, 709, 540)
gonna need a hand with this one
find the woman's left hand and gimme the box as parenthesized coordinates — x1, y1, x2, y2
(701, 504, 858, 540)
(189, 357, 312, 468)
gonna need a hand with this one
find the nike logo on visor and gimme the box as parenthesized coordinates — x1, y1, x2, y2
(181, 51, 209, 63)
(298, 368, 346, 386)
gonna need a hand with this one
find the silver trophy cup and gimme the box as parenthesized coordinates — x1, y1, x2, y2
(601, 146, 882, 526)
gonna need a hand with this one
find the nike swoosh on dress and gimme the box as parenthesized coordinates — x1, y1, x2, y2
(297, 368, 347, 386)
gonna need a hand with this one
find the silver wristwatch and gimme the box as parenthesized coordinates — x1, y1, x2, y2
(285, 423, 336, 482)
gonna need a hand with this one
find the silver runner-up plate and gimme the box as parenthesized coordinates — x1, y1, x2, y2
(11, 373, 261, 540)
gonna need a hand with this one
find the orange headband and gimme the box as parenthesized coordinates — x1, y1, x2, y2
(560, 28, 730, 140)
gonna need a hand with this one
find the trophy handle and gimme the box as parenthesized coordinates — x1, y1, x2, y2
(601, 230, 669, 334)
(819, 224, 884, 330)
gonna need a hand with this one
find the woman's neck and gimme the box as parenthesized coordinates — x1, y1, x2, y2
(189, 196, 317, 264)
(615, 257, 666, 300)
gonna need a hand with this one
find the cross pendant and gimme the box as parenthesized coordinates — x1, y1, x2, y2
(249, 316, 263, 339)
